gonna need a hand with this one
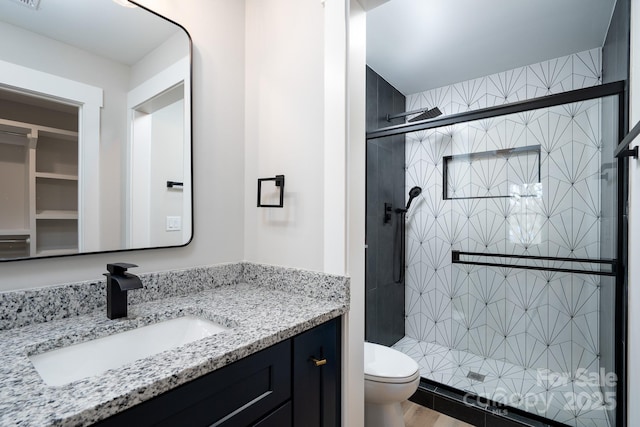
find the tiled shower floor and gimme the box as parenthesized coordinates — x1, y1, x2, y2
(393, 336, 612, 427)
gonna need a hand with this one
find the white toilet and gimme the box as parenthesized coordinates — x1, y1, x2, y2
(364, 342, 420, 427)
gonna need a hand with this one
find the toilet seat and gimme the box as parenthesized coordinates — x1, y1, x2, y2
(364, 342, 420, 384)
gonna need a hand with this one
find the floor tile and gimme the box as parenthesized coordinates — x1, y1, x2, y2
(392, 336, 611, 426)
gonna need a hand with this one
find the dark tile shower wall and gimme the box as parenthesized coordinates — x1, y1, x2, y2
(365, 66, 406, 346)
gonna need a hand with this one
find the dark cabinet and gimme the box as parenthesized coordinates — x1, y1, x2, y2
(293, 317, 340, 427)
(252, 402, 292, 427)
(94, 317, 341, 427)
(95, 340, 291, 427)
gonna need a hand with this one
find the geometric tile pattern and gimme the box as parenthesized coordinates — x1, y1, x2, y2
(403, 48, 608, 425)
(407, 48, 602, 117)
(405, 100, 602, 369)
(394, 337, 611, 427)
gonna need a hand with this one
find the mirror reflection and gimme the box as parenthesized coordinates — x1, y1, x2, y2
(0, 0, 192, 260)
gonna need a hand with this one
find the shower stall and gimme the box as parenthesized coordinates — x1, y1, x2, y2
(366, 78, 627, 427)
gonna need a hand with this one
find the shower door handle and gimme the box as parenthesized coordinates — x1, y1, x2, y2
(451, 250, 617, 276)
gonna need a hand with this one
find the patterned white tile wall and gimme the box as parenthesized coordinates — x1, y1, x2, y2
(407, 48, 602, 115)
(404, 48, 604, 376)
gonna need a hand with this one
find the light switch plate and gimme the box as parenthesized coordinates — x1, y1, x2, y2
(166, 216, 182, 231)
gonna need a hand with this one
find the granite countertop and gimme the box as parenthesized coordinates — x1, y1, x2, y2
(0, 281, 347, 426)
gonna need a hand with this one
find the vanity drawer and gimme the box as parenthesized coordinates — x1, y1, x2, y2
(252, 401, 292, 427)
(95, 340, 291, 427)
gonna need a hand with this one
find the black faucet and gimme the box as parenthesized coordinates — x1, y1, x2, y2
(104, 263, 143, 319)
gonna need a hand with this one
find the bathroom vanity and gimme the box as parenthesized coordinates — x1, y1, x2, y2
(96, 317, 340, 427)
(0, 263, 349, 427)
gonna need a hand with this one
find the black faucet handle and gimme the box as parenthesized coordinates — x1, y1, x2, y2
(106, 263, 139, 275)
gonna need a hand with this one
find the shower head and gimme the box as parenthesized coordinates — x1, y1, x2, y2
(405, 186, 422, 210)
(407, 107, 442, 123)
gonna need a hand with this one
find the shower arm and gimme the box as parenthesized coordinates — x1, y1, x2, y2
(386, 107, 430, 122)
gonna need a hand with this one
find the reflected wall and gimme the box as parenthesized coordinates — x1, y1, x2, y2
(0, 0, 191, 259)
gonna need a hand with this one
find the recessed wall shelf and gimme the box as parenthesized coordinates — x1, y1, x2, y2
(443, 145, 541, 200)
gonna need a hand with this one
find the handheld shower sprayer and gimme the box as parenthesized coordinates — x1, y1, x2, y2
(394, 186, 422, 283)
(396, 186, 422, 213)
(405, 186, 422, 210)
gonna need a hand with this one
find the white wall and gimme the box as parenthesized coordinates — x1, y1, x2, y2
(129, 31, 189, 90)
(0, 0, 246, 289)
(150, 100, 185, 247)
(0, 22, 129, 89)
(627, 0, 639, 424)
(324, 0, 348, 275)
(347, 1, 367, 425)
(243, 2, 362, 425)
(243, 0, 326, 271)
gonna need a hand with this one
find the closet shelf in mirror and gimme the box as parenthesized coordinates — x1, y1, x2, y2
(35, 210, 78, 220)
(35, 172, 78, 181)
(0, 122, 30, 146)
(0, 229, 31, 236)
(37, 129, 78, 141)
(0, 133, 29, 146)
(36, 248, 79, 257)
(0, 118, 77, 142)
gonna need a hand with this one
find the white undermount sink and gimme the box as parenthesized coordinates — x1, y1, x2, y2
(29, 315, 229, 386)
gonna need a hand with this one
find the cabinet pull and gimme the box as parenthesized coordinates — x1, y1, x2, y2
(311, 357, 327, 367)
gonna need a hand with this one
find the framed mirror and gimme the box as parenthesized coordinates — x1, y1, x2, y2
(0, 0, 192, 261)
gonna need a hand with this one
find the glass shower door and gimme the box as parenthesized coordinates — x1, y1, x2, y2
(399, 93, 620, 426)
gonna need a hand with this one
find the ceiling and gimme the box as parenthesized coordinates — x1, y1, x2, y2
(366, 0, 617, 95)
(0, 0, 179, 65)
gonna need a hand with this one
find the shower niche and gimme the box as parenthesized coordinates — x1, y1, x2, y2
(443, 145, 541, 200)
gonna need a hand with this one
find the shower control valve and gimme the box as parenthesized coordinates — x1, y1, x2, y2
(384, 203, 393, 224)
